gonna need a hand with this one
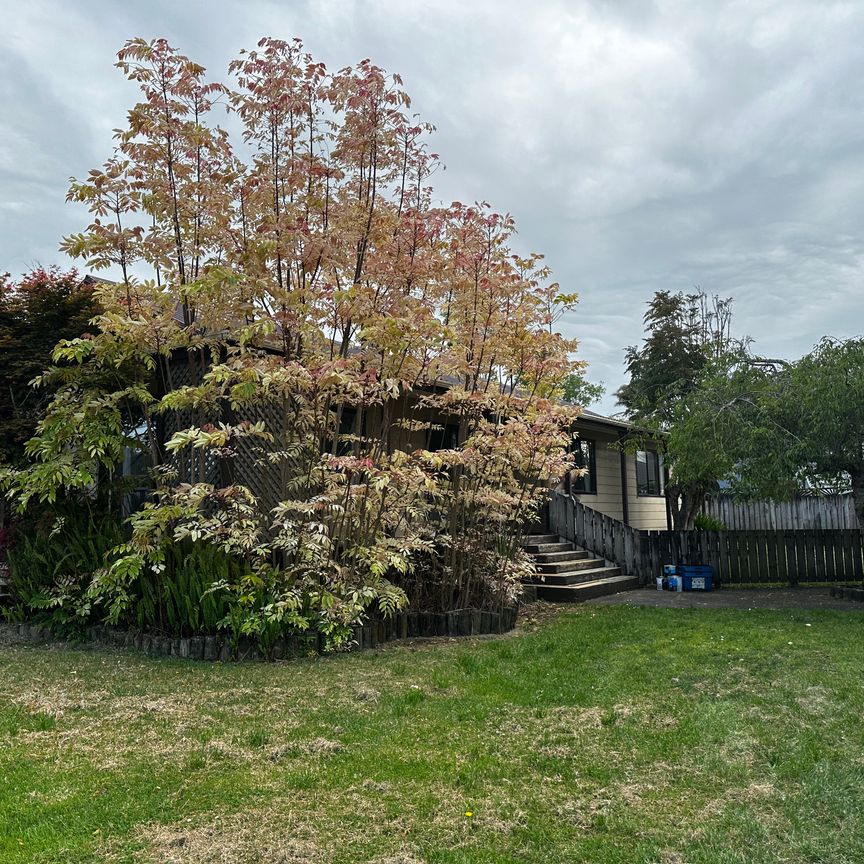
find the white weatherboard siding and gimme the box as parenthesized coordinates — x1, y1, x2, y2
(625, 450, 668, 530)
(570, 424, 668, 531)
(571, 429, 624, 521)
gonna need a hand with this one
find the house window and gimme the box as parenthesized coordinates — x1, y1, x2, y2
(122, 421, 153, 515)
(636, 450, 664, 496)
(571, 439, 596, 494)
(428, 423, 460, 451)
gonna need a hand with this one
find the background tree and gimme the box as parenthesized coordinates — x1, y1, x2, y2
(616, 289, 744, 528)
(561, 370, 605, 409)
(0, 268, 101, 465)
(671, 337, 864, 529)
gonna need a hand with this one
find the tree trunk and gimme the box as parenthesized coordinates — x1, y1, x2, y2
(669, 483, 705, 530)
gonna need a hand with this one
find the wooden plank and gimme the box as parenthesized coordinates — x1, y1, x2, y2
(842, 529, 854, 581)
(765, 529, 778, 582)
(776, 530, 789, 585)
(716, 530, 728, 586)
(726, 531, 744, 585)
(698, 531, 709, 570)
(751, 531, 761, 583)
(751, 531, 761, 582)
(797, 530, 809, 582)
(809, 530, 820, 582)
(853, 531, 864, 581)
(752, 531, 763, 582)
(835, 528, 852, 582)
(816, 530, 828, 581)
(772, 529, 783, 582)
(824, 530, 837, 581)
(783, 530, 796, 586)
(737, 531, 749, 584)
(607, 517, 616, 563)
(796, 530, 808, 584)
(719, 532, 731, 584)
(814, 529, 827, 583)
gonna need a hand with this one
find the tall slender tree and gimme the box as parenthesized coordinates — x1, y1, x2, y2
(3, 38, 581, 647)
(616, 290, 743, 529)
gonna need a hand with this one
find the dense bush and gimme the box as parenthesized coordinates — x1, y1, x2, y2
(6, 511, 125, 637)
(2, 37, 582, 653)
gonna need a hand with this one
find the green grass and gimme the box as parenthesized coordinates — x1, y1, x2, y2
(2, 603, 864, 863)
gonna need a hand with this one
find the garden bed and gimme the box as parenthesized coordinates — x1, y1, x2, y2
(0, 606, 518, 661)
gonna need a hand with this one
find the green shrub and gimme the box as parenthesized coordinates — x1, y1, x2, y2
(6, 511, 125, 637)
(130, 540, 241, 636)
(693, 513, 727, 531)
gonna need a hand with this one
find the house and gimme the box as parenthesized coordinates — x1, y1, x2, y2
(85, 273, 667, 531)
(564, 409, 669, 531)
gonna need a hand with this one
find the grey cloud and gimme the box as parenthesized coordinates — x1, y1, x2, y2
(1, 0, 863, 412)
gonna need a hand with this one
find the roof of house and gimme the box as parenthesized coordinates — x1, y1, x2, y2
(577, 408, 633, 431)
(81, 275, 648, 437)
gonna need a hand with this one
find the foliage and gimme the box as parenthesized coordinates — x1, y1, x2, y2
(671, 337, 864, 529)
(693, 512, 727, 532)
(561, 370, 605, 408)
(616, 290, 746, 528)
(0, 268, 102, 465)
(5, 511, 125, 637)
(4, 37, 580, 650)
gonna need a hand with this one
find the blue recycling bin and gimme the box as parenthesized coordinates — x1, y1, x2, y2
(678, 565, 713, 591)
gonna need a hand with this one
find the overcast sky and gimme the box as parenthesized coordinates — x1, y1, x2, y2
(2, 0, 863, 413)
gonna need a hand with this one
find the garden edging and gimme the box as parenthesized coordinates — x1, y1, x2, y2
(0, 606, 518, 661)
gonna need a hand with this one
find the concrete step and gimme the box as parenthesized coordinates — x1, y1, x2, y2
(535, 556, 606, 573)
(521, 533, 559, 546)
(529, 566, 622, 585)
(533, 549, 591, 565)
(524, 541, 575, 555)
(534, 573, 639, 603)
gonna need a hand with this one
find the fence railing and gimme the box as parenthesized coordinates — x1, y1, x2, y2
(549, 491, 645, 579)
(549, 491, 864, 586)
(702, 493, 857, 530)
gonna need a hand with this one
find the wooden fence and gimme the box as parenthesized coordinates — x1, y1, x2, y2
(640, 528, 864, 586)
(549, 491, 864, 586)
(702, 494, 857, 530)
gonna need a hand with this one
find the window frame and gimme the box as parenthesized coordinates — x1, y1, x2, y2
(428, 422, 460, 452)
(636, 449, 665, 497)
(571, 438, 597, 495)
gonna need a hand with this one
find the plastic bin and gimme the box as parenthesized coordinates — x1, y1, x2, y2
(678, 565, 713, 591)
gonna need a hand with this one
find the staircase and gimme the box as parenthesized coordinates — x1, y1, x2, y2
(521, 533, 639, 602)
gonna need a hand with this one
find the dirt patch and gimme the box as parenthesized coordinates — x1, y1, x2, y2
(131, 816, 321, 863)
(367, 856, 425, 864)
(698, 781, 775, 820)
(268, 737, 343, 762)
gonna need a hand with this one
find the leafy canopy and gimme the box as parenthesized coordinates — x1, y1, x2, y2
(670, 337, 864, 527)
(3, 37, 583, 649)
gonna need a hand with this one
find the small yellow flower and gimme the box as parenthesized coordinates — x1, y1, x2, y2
(464, 810, 473, 818)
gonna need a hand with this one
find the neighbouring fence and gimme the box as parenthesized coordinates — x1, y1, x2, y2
(702, 493, 857, 530)
(639, 527, 864, 586)
(549, 491, 864, 587)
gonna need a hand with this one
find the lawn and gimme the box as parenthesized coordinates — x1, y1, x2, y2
(2, 603, 863, 864)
